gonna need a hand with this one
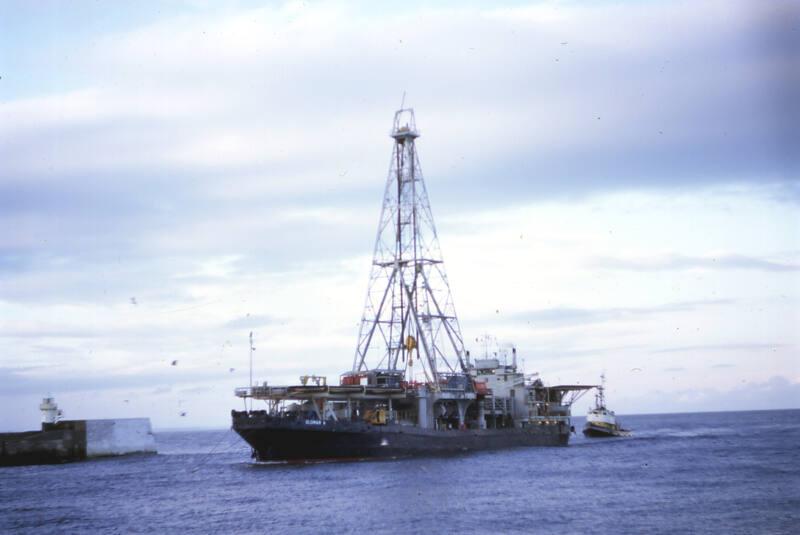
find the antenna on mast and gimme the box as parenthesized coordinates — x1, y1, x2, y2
(249, 332, 256, 385)
(249, 332, 256, 410)
(596, 371, 606, 409)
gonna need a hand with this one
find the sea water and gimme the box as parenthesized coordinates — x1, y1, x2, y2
(1, 409, 798, 534)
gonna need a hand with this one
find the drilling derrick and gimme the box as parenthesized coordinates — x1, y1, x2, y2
(352, 109, 466, 384)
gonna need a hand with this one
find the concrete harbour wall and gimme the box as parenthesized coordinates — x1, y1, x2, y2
(86, 418, 157, 457)
(1, 418, 156, 466)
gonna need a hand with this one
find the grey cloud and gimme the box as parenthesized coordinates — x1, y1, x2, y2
(4, 1, 798, 198)
(652, 343, 785, 355)
(0, 255, 196, 305)
(0, 359, 343, 398)
(511, 344, 647, 362)
(0, 251, 33, 274)
(0, 1, 798, 425)
(0, 366, 228, 396)
(0, 327, 101, 339)
(177, 385, 213, 395)
(618, 375, 800, 414)
(593, 254, 800, 273)
(768, 180, 800, 205)
(0, 0, 796, 312)
(514, 299, 733, 327)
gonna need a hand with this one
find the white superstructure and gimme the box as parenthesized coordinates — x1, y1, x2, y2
(587, 407, 617, 427)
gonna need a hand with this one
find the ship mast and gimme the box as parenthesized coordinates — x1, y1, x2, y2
(352, 108, 466, 384)
(596, 372, 607, 409)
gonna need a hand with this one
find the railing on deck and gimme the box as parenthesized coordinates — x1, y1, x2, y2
(527, 415, 571, 424)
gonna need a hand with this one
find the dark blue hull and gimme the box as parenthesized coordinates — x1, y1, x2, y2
(232, 411, 570, 461)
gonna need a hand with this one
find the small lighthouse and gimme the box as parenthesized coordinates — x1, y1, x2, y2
(39, 396, 62, 428)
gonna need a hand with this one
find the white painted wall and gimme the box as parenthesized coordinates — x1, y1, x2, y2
(86, 418, 157, 457)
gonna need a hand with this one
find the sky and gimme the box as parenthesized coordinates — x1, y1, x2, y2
(1, 0, 798, 430)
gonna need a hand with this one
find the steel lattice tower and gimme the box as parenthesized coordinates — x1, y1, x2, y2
(352, 109, 466, 383)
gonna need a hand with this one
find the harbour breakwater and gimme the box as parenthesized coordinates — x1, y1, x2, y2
(1, 418, 156, 467)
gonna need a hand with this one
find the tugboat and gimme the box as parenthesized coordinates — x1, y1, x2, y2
(231, 108, 593, 461)
(583, 374, 627, 437)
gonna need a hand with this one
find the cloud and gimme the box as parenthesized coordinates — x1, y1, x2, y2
(224, 314, 279, 329)
(652, 343, 785, 355)
(514, 344, 647, 361)
(594, 253, 800, 273)
(2, 1, 797, 193)
(513, 299, 733, 328)
(619, 376, 800, 413)
(0, 365, 224, 396)
(1, 0, 796, 309)
(0, 0, 797, 427)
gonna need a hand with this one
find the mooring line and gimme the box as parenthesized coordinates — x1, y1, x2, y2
(190, 428, 239, 473)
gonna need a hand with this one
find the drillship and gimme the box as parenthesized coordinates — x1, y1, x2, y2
(232, 108, 592, 461)
(583, 374, 627, 437)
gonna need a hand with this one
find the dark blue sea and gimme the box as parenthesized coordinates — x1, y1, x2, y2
(1, 409, 798, 534)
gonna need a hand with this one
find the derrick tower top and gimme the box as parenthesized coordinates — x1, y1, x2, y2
(352, 108, 466, 384)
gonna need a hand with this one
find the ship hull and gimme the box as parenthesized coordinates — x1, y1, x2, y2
(582, 423, 622, 437)
(232, 411, 570, 461)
